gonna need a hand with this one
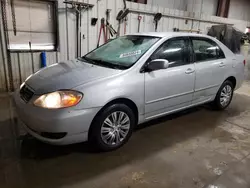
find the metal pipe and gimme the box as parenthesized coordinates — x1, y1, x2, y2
(7, 29, 56, 33)
(63, 1, 94, 8)
(129, 9, 233, 25)
(1, 0, 14, 91)
(76, 8, 79, 57)
(87, 6, 90, 52)
(17, 53, 22, 86)
(79, 6, 82, 57)
(177, 29, 201, 33)
(10, 0, 16, 36)
(198, 0, 204, 29)
(65, 3, 69, 60)
(29, 41, 35, 73)
(0, 2, 8, 91)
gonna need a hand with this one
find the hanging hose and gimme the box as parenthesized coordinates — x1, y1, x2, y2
(123, 0, 127, 9)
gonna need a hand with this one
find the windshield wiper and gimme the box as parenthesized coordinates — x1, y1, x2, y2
(79, 57, 127, 70)
(78, 56, 98, 66)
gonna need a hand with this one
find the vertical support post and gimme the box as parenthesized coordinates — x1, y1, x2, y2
(216, 0, 230, 18)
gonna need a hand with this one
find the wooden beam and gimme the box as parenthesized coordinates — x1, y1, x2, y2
(216, 0, 230, 18)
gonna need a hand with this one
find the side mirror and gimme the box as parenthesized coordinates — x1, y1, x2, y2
(146, 59, 169, 72)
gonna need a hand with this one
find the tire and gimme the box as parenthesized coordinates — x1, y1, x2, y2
(89, 103, 135, 151)
(213, 80, 234, 110)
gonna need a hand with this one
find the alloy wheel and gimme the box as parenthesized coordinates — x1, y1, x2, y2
(220, 85, 232, 107)
(101, 111, 130, 146)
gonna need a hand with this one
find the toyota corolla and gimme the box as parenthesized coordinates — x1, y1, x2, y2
(14, 32, 245, 151)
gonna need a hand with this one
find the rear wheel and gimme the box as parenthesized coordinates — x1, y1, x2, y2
(89, 104, 135, 151)
(213, 80, 234, 110)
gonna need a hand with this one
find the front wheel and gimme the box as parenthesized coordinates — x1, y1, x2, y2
(213, 80, 234, 110)
(89, 104, 135, 151)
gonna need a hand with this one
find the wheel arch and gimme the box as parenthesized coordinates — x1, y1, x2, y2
(225, 76, 236, 89)
(88, 98, 139, 139)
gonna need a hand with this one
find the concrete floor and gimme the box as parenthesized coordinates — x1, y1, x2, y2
(0, 83, 250, 188)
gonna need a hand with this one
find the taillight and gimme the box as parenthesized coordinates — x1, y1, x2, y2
(243, 60, 246, 66)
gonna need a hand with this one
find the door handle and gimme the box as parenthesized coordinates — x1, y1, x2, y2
(219, 62, 225, 67)
(185, 68, 195, 74)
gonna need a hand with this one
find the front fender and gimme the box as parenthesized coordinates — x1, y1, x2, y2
(73, 71, 145, 115)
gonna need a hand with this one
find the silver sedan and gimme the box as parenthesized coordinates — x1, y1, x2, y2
(14, 32, 245, 151)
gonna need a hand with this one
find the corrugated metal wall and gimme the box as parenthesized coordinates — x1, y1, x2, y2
(0, 0, 250, 92)
(228, 0, 250, 21)
(186, 0, 219, 15)
(147, 0, 188, 11)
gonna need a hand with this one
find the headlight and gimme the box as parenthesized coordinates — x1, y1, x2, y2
(34, 90, 83, 109)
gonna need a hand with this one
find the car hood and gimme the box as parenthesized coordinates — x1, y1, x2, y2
(25, 59, 122, 94)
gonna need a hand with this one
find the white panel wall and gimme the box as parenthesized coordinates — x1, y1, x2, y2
(184, 0, 250, 21)
(0, 0, 250, 91)
(228, 0, 250, 21)
(147, 0, 188, 11)
(186, 0, 218, 15)
(154, 0, 250, 21)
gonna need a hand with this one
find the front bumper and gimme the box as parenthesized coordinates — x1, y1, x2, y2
(14, 90, 101, 145)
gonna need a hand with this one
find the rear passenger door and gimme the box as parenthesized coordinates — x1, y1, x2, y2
(191, 37, 227, 104)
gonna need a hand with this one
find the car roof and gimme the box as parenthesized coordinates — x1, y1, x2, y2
(129, 32, 212, 39)
(128, 32, 235, 57)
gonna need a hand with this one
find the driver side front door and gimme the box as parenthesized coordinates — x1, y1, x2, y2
(144, 37, 195, 120)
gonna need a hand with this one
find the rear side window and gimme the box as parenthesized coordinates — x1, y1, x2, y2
(150, 38, 189, 68)
(192, 38, 225, 62)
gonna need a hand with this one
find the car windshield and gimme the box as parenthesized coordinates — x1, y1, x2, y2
(80, 35, 160, 69)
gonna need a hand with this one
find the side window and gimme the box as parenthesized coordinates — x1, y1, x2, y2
(150, 39, 189, 68)
(192, 38, 225, 62)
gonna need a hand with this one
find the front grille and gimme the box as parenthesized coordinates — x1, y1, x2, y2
(20, 85, 34, 102)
